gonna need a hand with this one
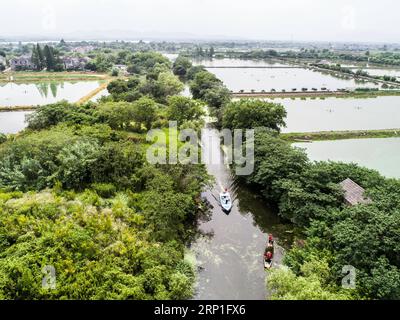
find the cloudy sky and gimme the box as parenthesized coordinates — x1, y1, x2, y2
(1, 0, 399, 42)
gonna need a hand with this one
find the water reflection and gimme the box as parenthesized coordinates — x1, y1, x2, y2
(0, 81, 104, 106)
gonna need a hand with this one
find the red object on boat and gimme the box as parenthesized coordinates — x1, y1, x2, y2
(265, 251, 273, 260)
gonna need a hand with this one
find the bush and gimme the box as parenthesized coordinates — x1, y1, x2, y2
(0, 133, 6, 144)
(222, 99, 287, 132)
(91, 183, 117, 198)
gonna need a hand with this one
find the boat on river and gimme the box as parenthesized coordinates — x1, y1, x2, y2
(264, 259, 273, 270)
(219, 190, 232, 212)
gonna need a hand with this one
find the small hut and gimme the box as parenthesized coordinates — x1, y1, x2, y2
(339, 178, 372, 206)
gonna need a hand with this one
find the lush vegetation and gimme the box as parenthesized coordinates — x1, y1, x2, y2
(104, 52, 184, 104)
(31, 43, 64, 71)
(228, 48, 400, 67)
(281, 129, 400, 142)
(236, 129, 400, 300)
(221, 98, 400, 300)
(222, 99, 286, 132)
(0, 52, 210, 300)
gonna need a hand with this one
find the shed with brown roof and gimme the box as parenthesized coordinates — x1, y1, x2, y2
(340, 178, 372, 206)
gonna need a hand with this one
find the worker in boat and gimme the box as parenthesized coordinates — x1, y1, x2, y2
(268, 234, 274, 246)
(222, 188, 229, 204)
(264, 250, 273, 264)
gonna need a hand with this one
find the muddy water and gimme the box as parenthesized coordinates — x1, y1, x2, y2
(191, 125, 292, 300)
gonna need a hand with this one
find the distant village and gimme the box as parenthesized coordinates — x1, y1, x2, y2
(9, 55, 89, 71)
(12, 45, 95, 72)
(0, 42, 129, 74)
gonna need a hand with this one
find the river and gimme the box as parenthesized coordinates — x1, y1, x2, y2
(191, 125, 291, 300)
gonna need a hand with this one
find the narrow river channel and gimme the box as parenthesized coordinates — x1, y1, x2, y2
(191, 124, 291, 300)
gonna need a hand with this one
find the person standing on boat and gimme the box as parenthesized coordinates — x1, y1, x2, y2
(268, 234, 274, 246)
(264, 250, 273, 263)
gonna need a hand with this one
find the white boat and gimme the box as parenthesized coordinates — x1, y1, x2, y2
(219, 191, 232, 212)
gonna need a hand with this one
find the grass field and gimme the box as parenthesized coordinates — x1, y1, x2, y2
(0, 71, 110, 83)
(281, 129, 400, 142)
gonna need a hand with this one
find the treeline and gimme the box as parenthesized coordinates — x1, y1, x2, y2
(294, 49, 400, 67)
(208, 48, 400, 67)
(312, 63, 399, 84)
(31, 43, 64, 71)
(223, 103, 400, 300)
(0, 52, 210, 299)
(172, 55, 231, 122)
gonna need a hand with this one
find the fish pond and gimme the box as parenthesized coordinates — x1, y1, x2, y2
(293, 137, 400, 179)
(0, 81, 105, 107)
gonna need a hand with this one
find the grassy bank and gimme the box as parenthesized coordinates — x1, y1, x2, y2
(232, 90, 400, 99)
(0, 105, 36, 111)
(77, 81, 110, 104)
(281, 129, 400, 142)
(0, 71, 110, 83)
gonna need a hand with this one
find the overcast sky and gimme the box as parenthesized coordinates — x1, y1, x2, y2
(1, 0, 399, 42)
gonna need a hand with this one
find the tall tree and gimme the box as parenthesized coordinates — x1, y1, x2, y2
(31, 43, 45, 70)
(31, 46, 40, 70)
(43, 45, 55, 70)
(37, 44, 45, 69)
(209, 46, 215, 57)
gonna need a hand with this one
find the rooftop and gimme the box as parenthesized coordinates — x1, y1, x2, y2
(340, 178, 372, 206)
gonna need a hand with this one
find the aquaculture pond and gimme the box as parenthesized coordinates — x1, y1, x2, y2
(293, 137, 400, 179)
(259, 96, 400, 133)
(0, 111, 32, 134)
(192, 58, 291, 68)
(0, 81, 105, 107)
(207, 67, 378, 92)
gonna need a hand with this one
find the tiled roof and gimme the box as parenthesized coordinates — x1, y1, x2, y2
(340, 178, 372, 206)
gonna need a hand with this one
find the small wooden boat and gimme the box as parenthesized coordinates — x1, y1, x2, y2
(219, 191, 232, 212)
(264, 259, 273, 270)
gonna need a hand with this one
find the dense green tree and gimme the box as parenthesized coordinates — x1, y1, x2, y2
(222, 99, 287, 132)
(166, 96, 204, 124)
(131, 97, 158, 131)
(267, 264, 353, 300)
(154, 72, 184, 101)
(172, 56, 193, 77)
(190, 71, 222, 99)
(186, 65, 206, 81)
(56, 139, 101, 189)
(26, 101, 97, 130)
(95, 102, 136, 130)
(43, 45, 55, 70)
(0, 133, 6, 144)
